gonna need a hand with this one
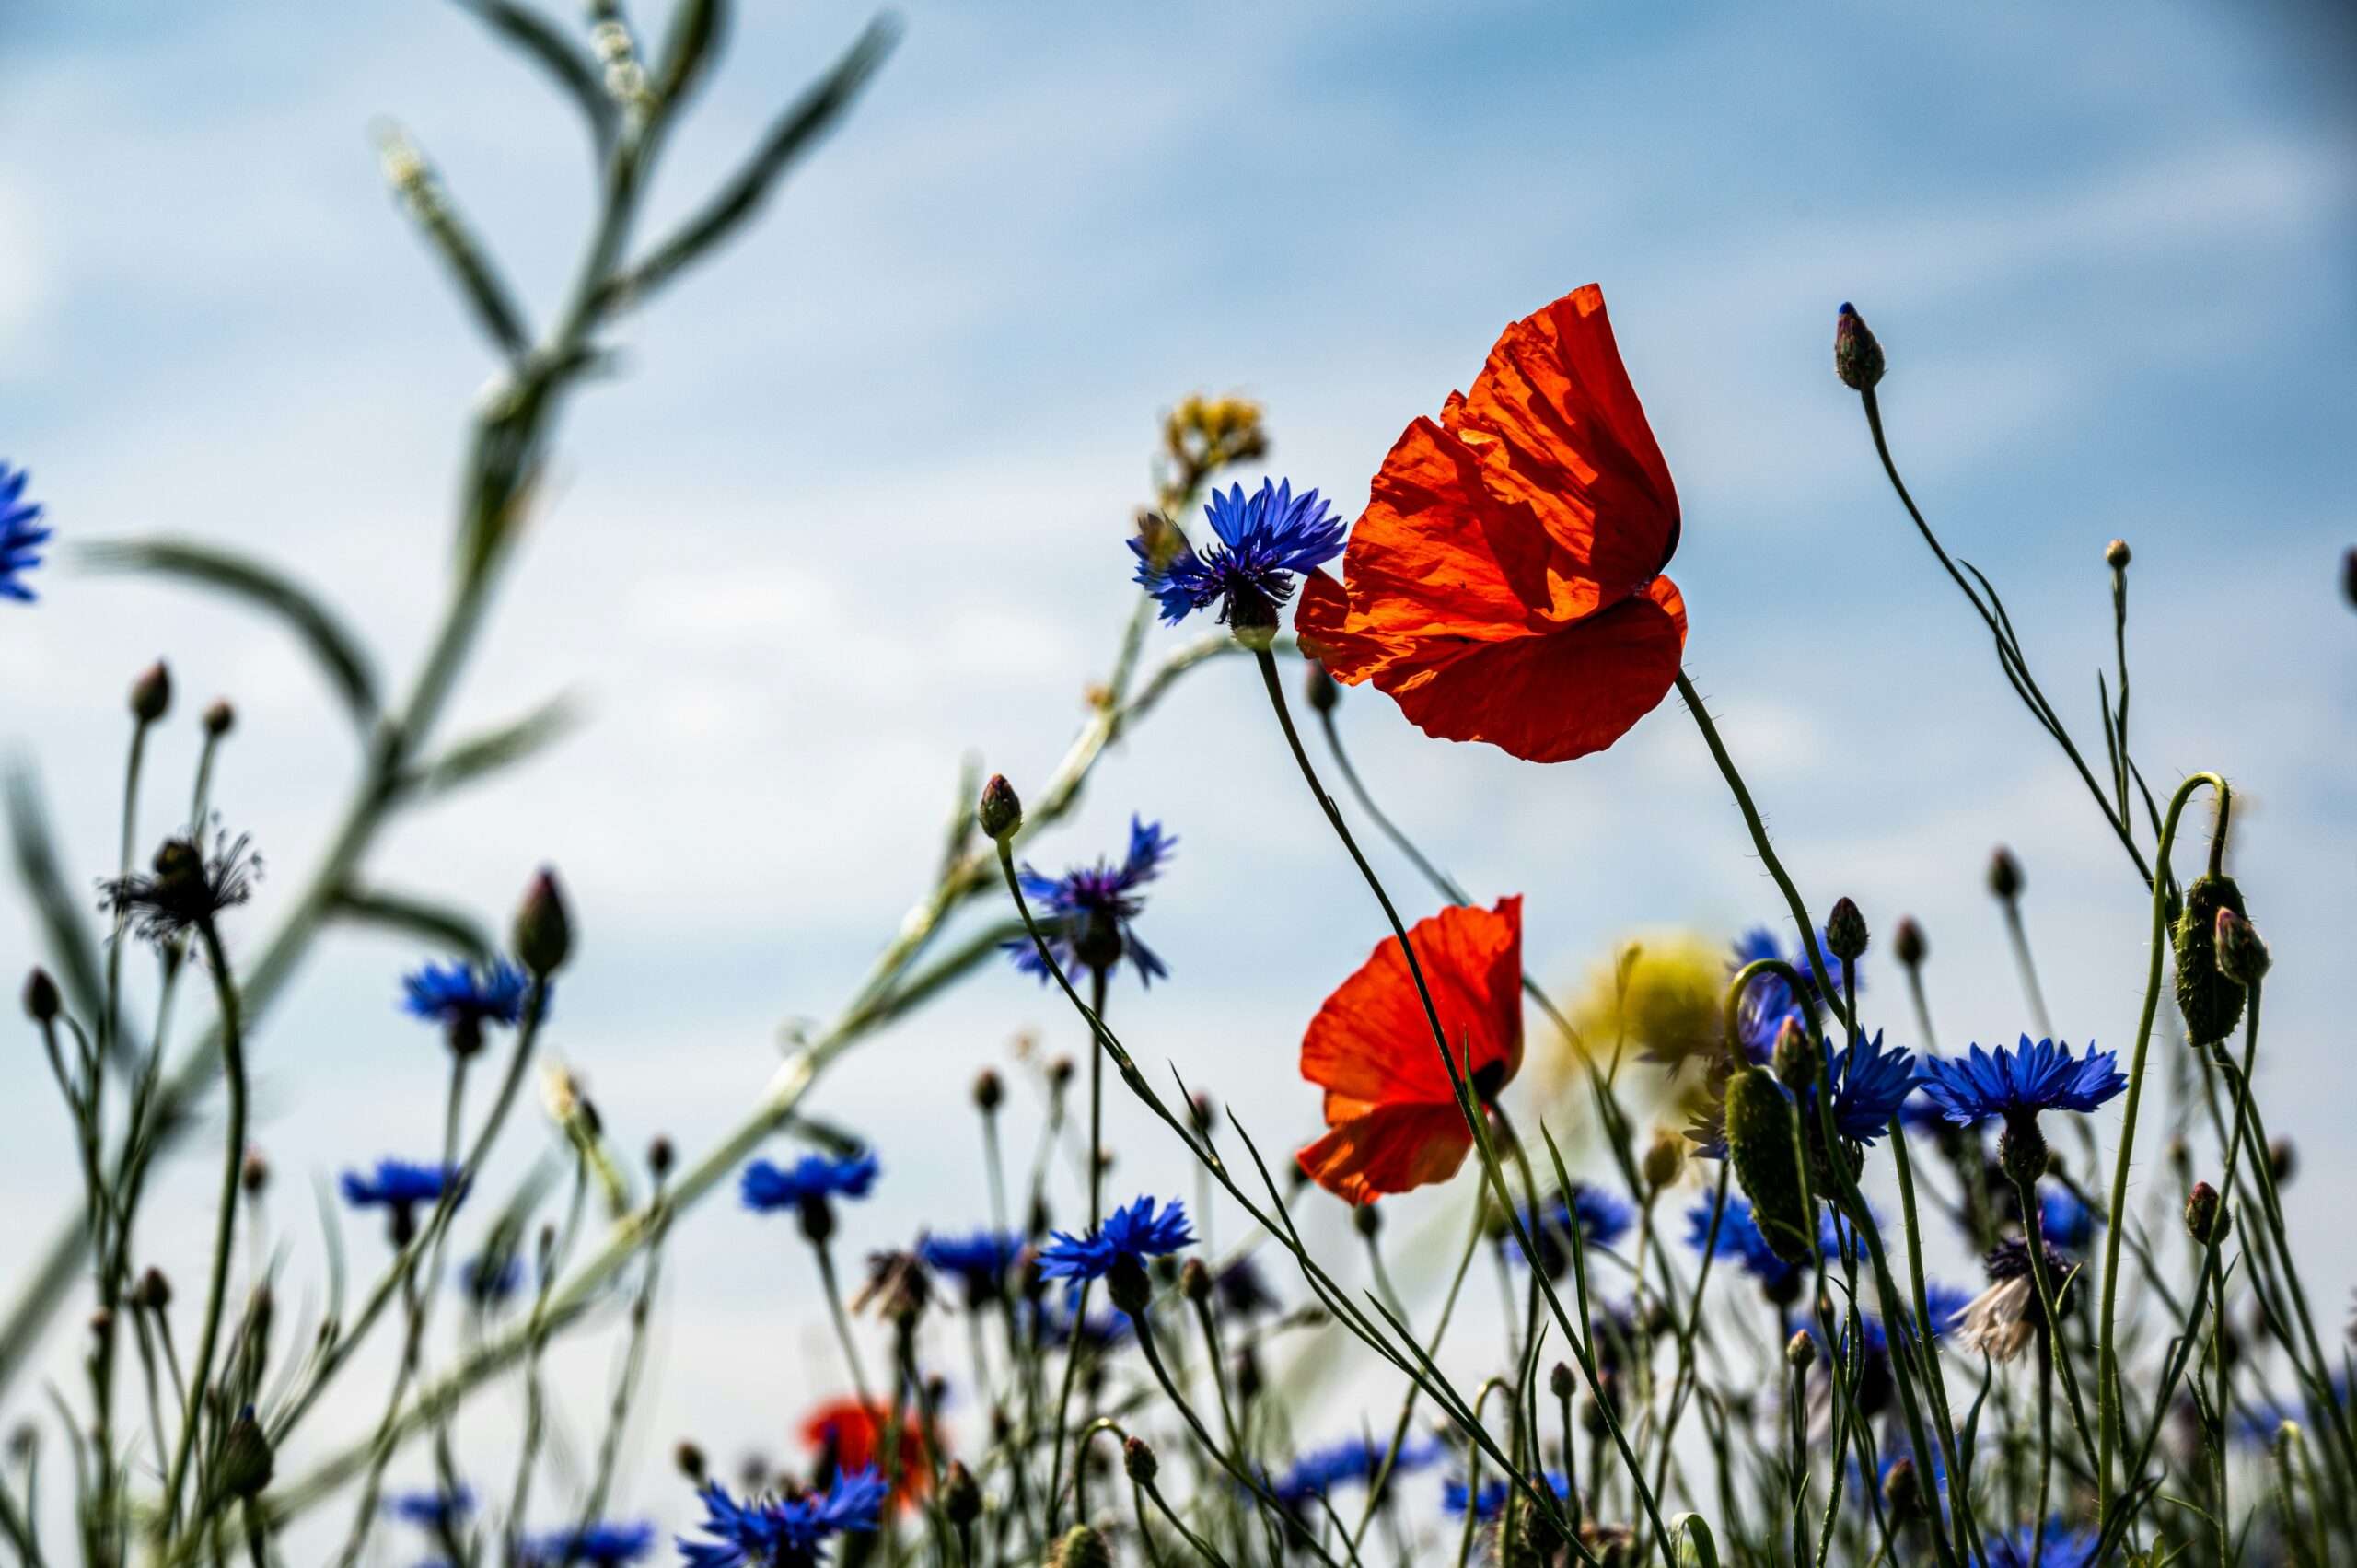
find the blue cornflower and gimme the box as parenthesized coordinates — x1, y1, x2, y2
(1271, 1436, 1440, 1508)
(2038, 1188, 2097, 1253)
(678, 1471, 886, 1568)
(2235, 1373, 2352, 1446)
(1021, 1296, 1132, 1353)
(1821, 1031, 1920, 1144)
(1004, 817, 1175, 986)
(1514, 1183, 1634, 1278)
(0, 464, 50, 604)
(1129, 478, 1344, 634)
(1728, 927, 1854, 1059)
(1984, 1519, 2100, 1568)
(1036, 1196, 1193, 1310)
(387, 1486, 474, 1531)
(919, 1231, 1021, 1306)
(520, 1521, 656, 1566)
(1442, 1471, 1568, 1522)
(1917, 1036, 2126, 1184)
(1910, 1283, 1980, 1348)
(1686, 1192, 1805, 1300)
(342, 1159, 467, 1212)
(740, 1149, 880, 1213)
(402, 958, 532, 1051)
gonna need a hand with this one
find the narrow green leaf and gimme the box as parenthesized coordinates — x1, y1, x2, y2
(447, 0, 619, 148)
(409, 691, 582, 799)
(81, 538, 380, 730)
(4, 763, 105, 1026)
(1669, 1512, 1723, 1568)
(376, 123, 536, 361)
(330, 887, 494, 963)
(607, 15, 900, 309)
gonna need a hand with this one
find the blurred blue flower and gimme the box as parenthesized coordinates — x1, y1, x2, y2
(1442, 1471, 1567, 1522)
(0, 464, 50, 604)
(1685, 1192, 1803, 1295)
(1917, 1036, 2126, 1126)
(2038, 1187, 2097, 1253)
(1130, 478, 1343, 629)
(1728, 927, 1853, 1059)
(1271, 1435, 1440, 1507)
(1985, 1519, 2099, 1568)
(387, 1485, 473, 1531)
(1004, 817, 1175, 987)
(341, 1159, 467, 1211)
(522, 1521, 656, 1566)
(740, 1150, 880, 1212)
(1514, 1183, 1634, 1276)
(1821, 1031, 1920, 1143)
(1021, 1296, 1132, 1353)
(919, 1231, 1020, 1304)
(677, 1469, 885, 1568)
(403, 958, 532, 1037)
(1036, 1196, 1193, 1286)
(459, 1253, 525, 1307)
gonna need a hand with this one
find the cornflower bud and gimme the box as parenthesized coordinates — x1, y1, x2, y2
(240, 1146, 270, 1194)
(131, 661, 172, 725)
(1643, 1132, 1683, 1193)
(1550, 1361, 1574, 1400)
(971, 1068, 1004, 1113)
(1826, 897, 1868, 963)
(131, 1268, 172, 1311)
(1179, 1257, 1212, 1305)
(648, 1135, 674, 1180)
(1785, 1330, 1817, 1373)
(218, 1407, 273, 1498)
(1988, 846, 2023, 900)
(1834, 304, 1885, 390)
(977, 774, 1023, 841)
(1122, 1435, 1158, 1485)
(22, 968, 58, 1024)
(2185, 1181, 2229, 1247)
(942, 1458, 981, 1525)
(2214, 906, 2270, 987)
(1305, 663, 1340, 714)
(2270, 1138, 2296, 1186)
(203, 698, 236, 737)
(675, 1442, 707, 1482)
(1882, 1455, 1920, 1518)
(1051, 1525, 1112, 1568)
(1771, 1015, 1815, 1092)
(2106, 538, 2132, 571)
(1048, 1056, 1075, 1094)
(514, 867, 573, 977)
(1892, 916, 1927, 969)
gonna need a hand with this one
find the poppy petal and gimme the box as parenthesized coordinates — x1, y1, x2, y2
(1378, 575, 1687, 763)
(1295, 1103, 1476, 1206)
(1300, 897, 1526, 1111)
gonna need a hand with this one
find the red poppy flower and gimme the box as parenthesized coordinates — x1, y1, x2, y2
(1295, 284, 1686, 763)
(803, 1398, 932, 1504)
(1295, 897, 1524, 1206)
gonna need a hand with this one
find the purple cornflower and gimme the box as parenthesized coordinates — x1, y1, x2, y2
(1130, 478, 1344, 635)
(403, 958, 533, 1053)
(677, 1470, 886, 1568)
(1004, 816, 1175, 986)
(0, 464, 49, 603)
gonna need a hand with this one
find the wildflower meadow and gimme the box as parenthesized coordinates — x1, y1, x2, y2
(4, 6, 2353, 1568)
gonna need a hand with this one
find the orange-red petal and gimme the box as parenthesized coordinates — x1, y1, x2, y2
(1295, 1103, 1476, 1207)
(1300, 896, 1524, 1116)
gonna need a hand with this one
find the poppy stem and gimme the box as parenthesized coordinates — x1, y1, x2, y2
(1672, 672, 1851, 1034)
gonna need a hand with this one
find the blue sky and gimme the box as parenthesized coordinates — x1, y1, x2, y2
(4, 0, 2353, 1544)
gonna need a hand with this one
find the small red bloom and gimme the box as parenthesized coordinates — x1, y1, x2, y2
(1296, 898, 1525, 1206)
(803, 1398, 931, 1505)
(1296, 284, 1686, 763)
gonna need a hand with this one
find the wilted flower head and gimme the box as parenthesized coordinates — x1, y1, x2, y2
(1004, 817, 1175, 986)
(102, 834, 261, 946)
(1952, 1237, 2076, 1363)
(1130, 478, 1343, 640)
(0, 464, 50, 604)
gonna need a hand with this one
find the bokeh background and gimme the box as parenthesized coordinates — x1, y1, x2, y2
(4, 0, 2353, 1551)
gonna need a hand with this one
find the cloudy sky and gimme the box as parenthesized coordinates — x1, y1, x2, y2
(4, 0, 2353, 1550)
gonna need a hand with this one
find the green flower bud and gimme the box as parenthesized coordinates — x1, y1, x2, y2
(1892, 916, 1926, 969)
(1724, 1066, 1812, 1265)
(1834, 304, 1885, 391)
(218, 1406, 273, 1499)
(22, 968, 59, 1024)
(514, 867, 573, 977)
(1052, 1523, 1113, 1568)
(1826, 897, 1868, 963)
(1550, 1361, 1574, 1400)
(1642, 1132, 1684, 1193)
(1122, 1435, 1158, 1485)
(131, 661, 172, 725)
(2106, 538, 2132, 571)
(943, 1458, 982, 1525)
(2173, 873, 2247, 1046)
(1987, 845, 2023, 900)
(1882, 1455, 1920, 1518)
(2185, 1179, 2229, 1246)
(2214, 906, 2270, 988)
(203, 698, 236, 737)
(977, 773, 1023, 841)
(1785, 1329, 1817, 1373)
(1305, 662, 1340, 714)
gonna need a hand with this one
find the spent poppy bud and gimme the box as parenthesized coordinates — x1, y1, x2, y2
(22, 968, 59, 1024)
(1051, 1525, 1112, 1568)
(1122, 1435, 1158, 1485)
(1725, 1067, 1811, 1265)
(2106, 538, 2132, 571)
(977, 774, 1023, 841)
(1987, 846, 2024, 901)
(1785, 1329, 1817, 1373)
(218, 1407, 273, 1498)
(943, 1458, 982, 1525)
(1834, 303, 1885, 391)
(1826, 897, 1868, 963)
(675, 1441, 707, 1482)
(1304, 662, 1340, 714)
(2214, 906, 2270, 988)
(131, 661, 172, 725)
(2186, 1180, 2229, 1246)
(2173, 873, 2247, 1047)
(1550, 1361, 1574, 1400)
(1892, 916, 1927, 969)
(972, 1068, 1004, 1113)
(513, 867, 572, 977)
